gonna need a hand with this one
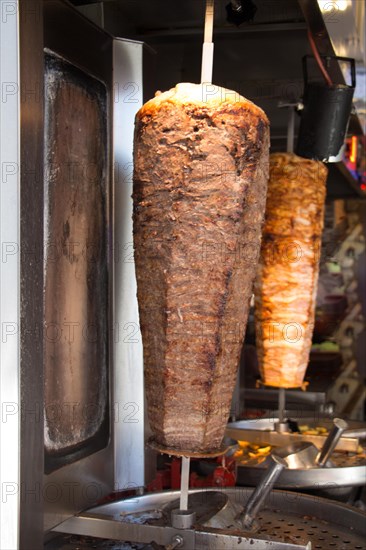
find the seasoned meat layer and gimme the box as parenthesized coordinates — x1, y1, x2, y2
(255, 153, 328, 388)
(133, 83, 269, 452)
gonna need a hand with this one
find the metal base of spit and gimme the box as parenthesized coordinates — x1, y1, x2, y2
(50, 488, 366, 550)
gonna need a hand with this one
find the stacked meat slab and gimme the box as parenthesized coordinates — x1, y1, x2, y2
(255, 153, 328, 388)
(133, 83, 269, 453)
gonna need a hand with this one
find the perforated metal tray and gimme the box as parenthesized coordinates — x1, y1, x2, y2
(51, 488, 366, 550)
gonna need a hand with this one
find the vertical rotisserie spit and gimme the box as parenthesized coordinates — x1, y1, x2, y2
(255, 153, 328, 388)
(133, 83, 269, 453)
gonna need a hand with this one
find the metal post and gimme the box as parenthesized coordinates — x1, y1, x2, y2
(0, 4, 21, 548)
(180, 457, 190, 511)
(239, 455, 287, 530)
(317, 418, 349, 467)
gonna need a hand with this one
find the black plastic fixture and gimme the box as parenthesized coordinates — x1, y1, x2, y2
(226, 0, 257, 25)
(296, 55, 356, 162)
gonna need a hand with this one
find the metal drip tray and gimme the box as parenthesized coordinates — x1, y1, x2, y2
(51, 488, 366, 549)
(226, 418, 365, 451)
(227, 418, 366, 488)
(235, 452, 366, 489)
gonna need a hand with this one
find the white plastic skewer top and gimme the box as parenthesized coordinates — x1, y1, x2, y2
(201, 0, 214, 84)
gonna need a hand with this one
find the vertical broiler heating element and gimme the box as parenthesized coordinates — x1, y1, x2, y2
(133, 83, 269, 454)
(255, 153, 328, 388)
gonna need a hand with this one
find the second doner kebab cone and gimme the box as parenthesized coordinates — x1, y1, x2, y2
(254, 103, 328, 389)
(133, 0, 269, 455)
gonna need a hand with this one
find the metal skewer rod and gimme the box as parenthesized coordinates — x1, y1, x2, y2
(238, 455, 288, 530)
(316, 418, 349, 467)
(278, 387, 286, 423)
(287, 107, 295, 153)
(179, 456, 190, 511)
(279, 101, 298, 153)
(201, 0, 214, 84)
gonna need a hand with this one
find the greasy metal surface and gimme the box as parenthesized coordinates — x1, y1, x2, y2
(51, 488, 366, 549)
(45, 535, 150, 549)
(228, 418, 366, 488)
(226, 426, 359, 452)
(43, 0, 114, 532)
(44, 50, 109, 467)
(195, 529, 310, 550)
(52, 515, 309, 549)
(275, 442, 319, 469)
(247, 509, 366, 550)
(18, 1, 45, 547)
(226, 419, 360, 451)
(46, 532, 310, 550)
(228, 417, 366, 435)
(236, 456, 366, 489)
